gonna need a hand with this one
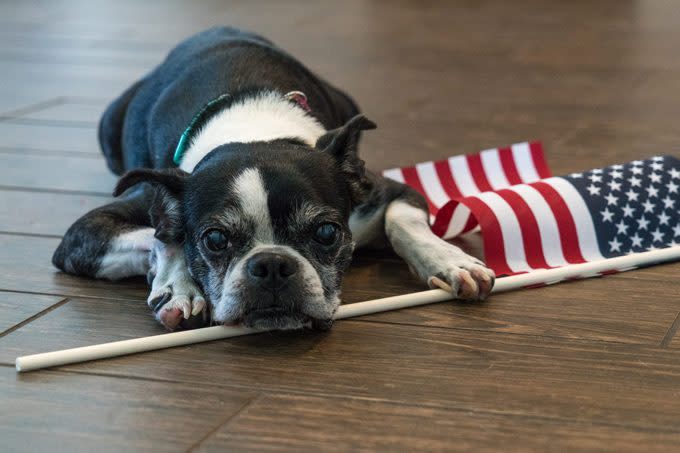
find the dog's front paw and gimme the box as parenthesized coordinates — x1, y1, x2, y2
(419, 246, 495, 301)
(147, 241, 208, 330)
(148, 282, 208, 330)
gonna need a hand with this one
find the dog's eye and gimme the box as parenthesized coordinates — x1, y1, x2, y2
(313, 223, 339, 246)
(203, 229, 230, 252)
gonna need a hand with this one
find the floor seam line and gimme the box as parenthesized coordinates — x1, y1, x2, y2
(659, 310, 680, 348)
(0, 297, 70, 339)
(186, 393, 265, 452)
(0, 185, 112, 197)
(0, 97, 65, 120)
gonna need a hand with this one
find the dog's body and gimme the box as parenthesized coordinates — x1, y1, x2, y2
(53, 27, 494, 331)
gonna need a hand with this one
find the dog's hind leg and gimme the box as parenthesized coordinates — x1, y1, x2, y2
(53, 184, 155, 280)
(53, 184, 207, 330)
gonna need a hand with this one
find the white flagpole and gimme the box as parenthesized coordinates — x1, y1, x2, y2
(15, 246, 680, 372)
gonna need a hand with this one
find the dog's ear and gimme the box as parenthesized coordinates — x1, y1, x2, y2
(114, 168, 188, 244)
(316, 114, 376, 205)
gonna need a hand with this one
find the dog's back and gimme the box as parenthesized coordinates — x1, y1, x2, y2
(99, 26, 359, 175)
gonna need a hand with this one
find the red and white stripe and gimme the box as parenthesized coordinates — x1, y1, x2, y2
(453, 177, 605, 276)
(382, 141, 551, 237)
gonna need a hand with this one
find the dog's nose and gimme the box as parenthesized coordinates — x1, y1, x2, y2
(246, 252, 298, 289)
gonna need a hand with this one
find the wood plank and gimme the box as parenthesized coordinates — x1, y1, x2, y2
(2, 295, 680, 432)
(350, 259, 680, 345)
(0, 152, 115, 193)
(8, 101, 104, 125)
(197, 393, 680, 452)
(0, 191, 111, 236)
(0, 95, 61, 117)
(0, 291, 64, 335)
(554, 115, 680, 176)
(0, 367, 257, 452)
(0, 122, 98, 154)
(665, 314, 680, 349)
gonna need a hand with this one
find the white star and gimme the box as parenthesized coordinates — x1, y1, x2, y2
(673, 224, 680, 237)
(659, 211, 671, 225)
(668, 181, 679, 194)
(589, 174, 602, 183)
(652, 156, 665, 162)
(637, 216, 650, 230)
(642, 200, 655, 213)
(622, 203, 635, 217)
(612, 164, 624, 170)
(610, 169, 623, 180)
(651, 228, 665, 243)
(587, 184, 600, 195)
(570, 172, 583, 178)
(615, 220, 629, 235)
(630, 176, 642, 187)
(662, 196, 675, 209)
(625, 189, 639, 202)
(669, 168, 680, 179)
(605, 193, 618, 205)
(631, 233, 643, 247)
(632, 160, 644, 166)
(607, 180, 622, 192)
(592, 168, 603, 174)
(601, 208, 614, 222)
(609, 237, 622, 252)
(651, 162, 664, 171)
(646, 185, 659, 198)
(631, 166, 644, 175)
(650, 172, 662, 183)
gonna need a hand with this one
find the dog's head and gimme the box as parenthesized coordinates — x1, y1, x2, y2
(115, 115, 375, 330)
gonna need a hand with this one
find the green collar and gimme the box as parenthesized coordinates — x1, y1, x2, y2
(172, 93, 231, 166)
(172, 90, 312, 166)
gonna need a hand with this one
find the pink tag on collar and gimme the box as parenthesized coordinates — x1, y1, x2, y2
(284, 90, 312, 113)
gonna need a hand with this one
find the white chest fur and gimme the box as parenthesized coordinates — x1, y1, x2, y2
(179, 91, 327, 173)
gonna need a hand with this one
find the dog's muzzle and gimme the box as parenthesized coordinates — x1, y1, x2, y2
(238, 250, 310, 329)
(246, 251, 299, 291)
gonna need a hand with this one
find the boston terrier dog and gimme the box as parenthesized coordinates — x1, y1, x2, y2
(53, 27, 495, 331)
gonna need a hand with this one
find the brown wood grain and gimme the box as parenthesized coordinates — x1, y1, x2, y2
(0, 291, 65, 335)
(6, 101, 104, 125)
(3, 295, 680, 433)
(197, 393, 680, 452)
(353, 269, 680, 345)
(2, 0, 680, 449)
(0, 367, 258, 452)
(0, 123, 98, 154)
(0, 152, 115, 193)
(0, 191, 111, 236)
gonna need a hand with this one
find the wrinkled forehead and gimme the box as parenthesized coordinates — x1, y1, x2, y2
(186, 165, 346, 240)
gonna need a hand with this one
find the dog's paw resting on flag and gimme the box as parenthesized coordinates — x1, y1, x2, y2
(383, 199, 495, 301)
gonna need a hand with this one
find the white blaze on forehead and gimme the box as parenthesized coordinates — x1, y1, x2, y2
(231, 168, 274, 242)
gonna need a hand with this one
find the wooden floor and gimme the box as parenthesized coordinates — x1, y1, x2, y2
(2, 0, 680, 451)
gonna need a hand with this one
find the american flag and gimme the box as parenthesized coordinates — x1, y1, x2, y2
(383, 142, 680, 277)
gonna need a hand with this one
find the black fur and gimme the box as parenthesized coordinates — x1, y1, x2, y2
(99, 26, 360, 175)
